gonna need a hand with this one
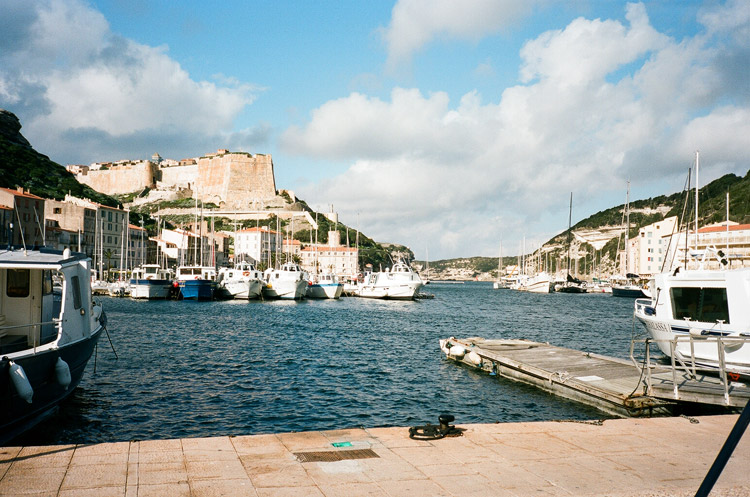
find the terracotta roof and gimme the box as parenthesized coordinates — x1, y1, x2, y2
(237, 227, 281, 235)
(0, 187, 44, 200)
(698, 223, 750, 233)
(301, 246, 357, 252)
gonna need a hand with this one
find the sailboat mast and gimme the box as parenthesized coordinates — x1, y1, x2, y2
(567, 192, 572, 275)
(695, 150, 700, 251)
(625, 181, 630, 275)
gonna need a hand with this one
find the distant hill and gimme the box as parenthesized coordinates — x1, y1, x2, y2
(0, 109, 117, 206)
(417, 169, 750, 281)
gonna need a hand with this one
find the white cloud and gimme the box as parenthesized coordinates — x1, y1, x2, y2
(382, 0, 537, 69)
(288, 2, 750, 259)
(0, 0, 261, 163)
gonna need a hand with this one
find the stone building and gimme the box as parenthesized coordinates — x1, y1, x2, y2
(299, 231, 358, 278)
(0, 187, 45, 248)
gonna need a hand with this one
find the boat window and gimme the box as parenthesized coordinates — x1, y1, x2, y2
(71, 275, 82, 310)
(6, 269, 30, 298)
(670, 287, 729, 324)
(43, 270, 53, 295)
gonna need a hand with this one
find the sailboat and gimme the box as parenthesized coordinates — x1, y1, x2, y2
(612, 181, 647, 298)
(557, 193, 587, 293)
(492, 242, 510, 289)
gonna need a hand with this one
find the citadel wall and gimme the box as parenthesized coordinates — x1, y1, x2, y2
(77, 161, 157, 195)
(196, 152, 276, 209)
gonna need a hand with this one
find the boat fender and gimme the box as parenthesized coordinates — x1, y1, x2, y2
(9, 360, 33, 403)
(92, 304, 102, 321)
(55, 357, 72, 390)
(448, 345, 466, 359)
(467, 351, 482, 366)
(243, 271, 249, 276)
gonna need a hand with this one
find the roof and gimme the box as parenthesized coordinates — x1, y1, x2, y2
(0, 187, 44, 200)
(237, 227, 281, 235)
(698, 223, 750, 234)
(301, 246, 357, 253)
(128, 223, 146, 231)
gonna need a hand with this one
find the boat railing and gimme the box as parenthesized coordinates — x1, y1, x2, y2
(630, 334, 750, 405)
(0, 319, 61, 352)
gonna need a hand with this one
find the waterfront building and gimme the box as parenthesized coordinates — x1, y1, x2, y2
(45, 197, 97, 257)
(0, 187, 46, 248)
(63, 196, 130, 277)
(622, 216, 678, 277)
(299, 231, 358, 278)
(157, 227, 220, 268)
(234, 226, 280, 268)
(663, 221, 750, 270)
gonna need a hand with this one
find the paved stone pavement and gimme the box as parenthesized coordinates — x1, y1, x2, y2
(1, 414, 749, 496)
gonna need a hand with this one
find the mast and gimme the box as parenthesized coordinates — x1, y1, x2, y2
(695, 150, 699, 251)
(624, 181, 630, 276)
(567, 192, 572, 275)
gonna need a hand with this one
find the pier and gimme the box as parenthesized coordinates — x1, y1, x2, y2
(1, 415, 748, 496)
(440, 337, 750, 418)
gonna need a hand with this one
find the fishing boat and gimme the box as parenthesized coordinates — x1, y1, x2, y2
(0, 247, 106, 443)
(129, 264, 172, 300)
(175, 266, 216, 300)
(634, 247, 750, 373)
(306, 273, 344, 299)
(215, 262, 263, 300)
(357, 261, 423, 300)
(262, 262, 309, 300)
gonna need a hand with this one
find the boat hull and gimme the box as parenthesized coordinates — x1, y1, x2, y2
(129, 279, 172, 299)
(178, 280, 215, 300)
(635, 300, 750, 373)
(358, 283, 419, 300)
(0, 325, 104, 443)
(306, 283, 343, 299)
(612, 286, 646, 298)
(219, 279, 263, 300)
(263, 279, 308, 300)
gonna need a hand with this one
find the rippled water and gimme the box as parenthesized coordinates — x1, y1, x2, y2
(17, 282, 640, 445)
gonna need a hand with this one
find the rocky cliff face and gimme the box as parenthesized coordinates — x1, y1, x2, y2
(0, 109, 32, 148)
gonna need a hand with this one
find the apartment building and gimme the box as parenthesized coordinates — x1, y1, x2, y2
(0, 187, 46, 247)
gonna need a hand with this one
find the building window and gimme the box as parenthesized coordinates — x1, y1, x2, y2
(54, 207, 62, 214)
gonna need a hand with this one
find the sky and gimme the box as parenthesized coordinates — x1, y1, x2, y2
(1, 0, 749, 260)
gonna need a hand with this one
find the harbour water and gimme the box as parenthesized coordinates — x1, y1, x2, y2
(14, 282, 641, 445)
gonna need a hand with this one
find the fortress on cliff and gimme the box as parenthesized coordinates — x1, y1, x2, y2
(71, 149, 277, 210)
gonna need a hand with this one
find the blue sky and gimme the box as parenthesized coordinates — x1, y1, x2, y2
(1, 0, 748, 259)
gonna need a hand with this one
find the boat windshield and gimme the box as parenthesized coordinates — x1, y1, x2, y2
(670, 287, 730, 324)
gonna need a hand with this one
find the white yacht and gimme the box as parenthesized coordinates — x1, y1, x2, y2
(634, 247, 750, 373)
(307, 273, 344, 299)
(263, 263, 309, 300)
(0, 248, 106, 442)
(216, 262, 263, 300)
(518, 272, 551, 293)
(129, 264, 172, 300)
(357, 261, 423, 300)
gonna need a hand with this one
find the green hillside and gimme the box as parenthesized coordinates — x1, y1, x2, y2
(0, 109, 117, 206)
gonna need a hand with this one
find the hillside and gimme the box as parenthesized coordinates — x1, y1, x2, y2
(418, 169, 750, 281)
(0, 109, 117, 206)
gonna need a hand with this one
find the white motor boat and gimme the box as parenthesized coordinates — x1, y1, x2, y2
(216, 262, 263, 300)
(0, 247, 106, 442)
(357, 261, 423, 300)
(307, 273, 344, 299)
(518, 272, 551, 293)
(634, 247, 750, 373)
(129, 264, 172, 300)
(263, 263, 309, 300)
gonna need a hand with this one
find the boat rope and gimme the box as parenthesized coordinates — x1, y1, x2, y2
(680, 414, 700, 424)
